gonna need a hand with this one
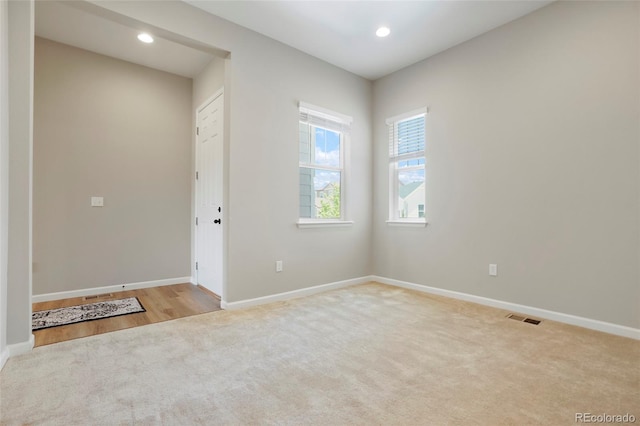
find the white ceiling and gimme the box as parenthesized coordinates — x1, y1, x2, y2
(35, 1, 553, 81)
(186, 0, 553, 80)
(35, 1, 215, 78)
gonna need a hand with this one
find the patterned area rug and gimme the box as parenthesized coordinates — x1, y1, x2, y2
(32, 297, 146, 330)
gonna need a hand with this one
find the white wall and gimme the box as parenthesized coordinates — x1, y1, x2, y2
(6, 0, 33, 348)
(33, 37, 193, 295)
(193, 56, 225, 109)
(224, 37, 372, 302)
(372, 1, 640, 328)
(0, 0, 10, 368)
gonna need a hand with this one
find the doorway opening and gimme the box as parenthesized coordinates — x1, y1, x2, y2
(31, 1, 230, 340)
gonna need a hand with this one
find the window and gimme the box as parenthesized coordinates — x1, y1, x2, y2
(387, 109, 426, 222)
(299, 102, 352, 223)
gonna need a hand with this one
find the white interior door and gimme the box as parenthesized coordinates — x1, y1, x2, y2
(196, 91, 223, 296)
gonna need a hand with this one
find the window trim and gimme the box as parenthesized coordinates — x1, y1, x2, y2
(385, 220, 428, 227)
(298, 102, 352, 225)
(385, 108, 428, 128)
(387, 108, 427, 224)
(296, 219, 354, 228)
(300, 102, 353, 127)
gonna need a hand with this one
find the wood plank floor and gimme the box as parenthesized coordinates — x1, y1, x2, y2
(32, 283, 221, 347)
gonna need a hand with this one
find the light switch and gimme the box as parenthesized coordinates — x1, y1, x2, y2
(489, 264, 497, 276)
(91, 197, 104, 207)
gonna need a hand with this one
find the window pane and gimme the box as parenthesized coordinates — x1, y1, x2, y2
(313, 127, 341, 168)
(397, 167, 425, 219)
(398, 158, 425, 169)
(299, 167, 341, 219)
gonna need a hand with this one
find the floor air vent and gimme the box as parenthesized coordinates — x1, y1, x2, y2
(507, 313, 541, 325)
(83, 293, 113, 301)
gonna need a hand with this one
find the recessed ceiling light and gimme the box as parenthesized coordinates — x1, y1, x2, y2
(376, 27, 391, 38)
(137, 33, 154, 44)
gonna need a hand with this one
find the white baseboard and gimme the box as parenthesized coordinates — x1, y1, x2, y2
(221, 276, 373, 310)
(32, 277, 192, 303)
(372, 276, 640, 340)
(7, 334, 34, 358)
(0, 347, 9, 371)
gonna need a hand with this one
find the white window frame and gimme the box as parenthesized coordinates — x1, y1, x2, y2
(386, 108, 427, 226)
(297, 102, 353, 228)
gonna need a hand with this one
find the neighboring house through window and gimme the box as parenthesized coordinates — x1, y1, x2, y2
(299, 102, 352, 222)
(387, 109, 426, 222)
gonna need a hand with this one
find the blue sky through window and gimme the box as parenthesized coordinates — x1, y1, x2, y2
(313, 127, 341, 189)
(399, 168, 424, 185)
(314, 127, 340, 168)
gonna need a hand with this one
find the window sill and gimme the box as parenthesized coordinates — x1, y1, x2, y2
(386, 220, 427, 227)
(297, 220, 354, 229)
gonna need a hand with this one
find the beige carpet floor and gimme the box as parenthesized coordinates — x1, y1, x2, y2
(1, 283, 638, 425)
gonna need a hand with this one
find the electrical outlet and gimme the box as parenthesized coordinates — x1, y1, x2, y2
(489, 264, 498, 276)
(276, 260, 283, 272)
(91, 196, 104, 207)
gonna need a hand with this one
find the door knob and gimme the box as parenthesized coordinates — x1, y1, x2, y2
(214, 219, 221, 224)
